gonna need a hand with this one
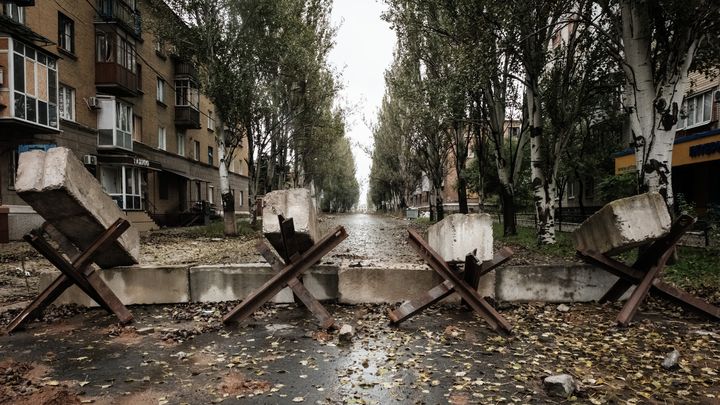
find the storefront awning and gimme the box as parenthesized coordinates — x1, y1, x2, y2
(96, 154, 162, 171)
(162, 168, 208, 182)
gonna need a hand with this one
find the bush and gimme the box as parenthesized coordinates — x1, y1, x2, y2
(597, 172, 637, 202)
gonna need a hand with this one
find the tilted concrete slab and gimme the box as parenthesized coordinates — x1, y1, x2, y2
(15, 147, 140, 268)
(572, 192, 671, 256)
(37, 265, 190, 306)
(262, 188, 320, 254)
(189, 264, 338, 304)
(428, 213, 493, 262)
(495, 265, 633, 302)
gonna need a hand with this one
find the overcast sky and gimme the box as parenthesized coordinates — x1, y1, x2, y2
(328, 0, 396, 207)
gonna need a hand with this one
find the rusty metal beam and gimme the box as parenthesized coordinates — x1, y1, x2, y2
(6, 219, 133, 334)
(599, 215, 695, 303)
(223, 226, 347, 324)
(404, 229, 512, 335)
(389, 247, 513, 325)
(577, 249, 720, 321)
(257, 242, 335, 329)
(576, 215, 720, 323)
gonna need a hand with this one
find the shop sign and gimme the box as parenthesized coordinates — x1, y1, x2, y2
(689, 141, 720, 158)
(133, 158, 150, 167)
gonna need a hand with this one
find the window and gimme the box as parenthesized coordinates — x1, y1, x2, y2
(208, 146, 214, 165)
(175, 78, 199, 108)
(208, 110, 215, 130)
(97, 32, 136, 73)
(58, 85, 75, 121)
(116, 101, 133, 148)
(177, 131, 185, 156)
(679, 91, 714, 129)
(136, 63, 142, 91)
(567, 181, 576, 199)
(193, 141, 200, 161)
(156, 77, 165, 103)
(9, 39, 59, 129)
(2, 3, 24, 23)
(239, 190, 244, 207)
(97, 97, 133, 149)
(154, 36, 165, 57)
(132, 115, 142, 142)
(117, 36, 136, 72)
(207, 185, 214, 204)
(100, 166, 143, 210)
(58, 13, 75, 54)
(158, 127, 166, 150)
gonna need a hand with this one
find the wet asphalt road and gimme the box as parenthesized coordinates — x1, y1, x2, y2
(321, 214, 422, 266)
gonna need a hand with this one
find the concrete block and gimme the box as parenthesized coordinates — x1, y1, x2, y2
(338, 264, 441, 304)
(189, 264, 338, 303)
(428, 213, 493, 262)
(495, 265, 633, 302)
(37, 265, 190, 306)
(262, 188, 319, 254)
(572, 192, 671, 255)
(15, 147, 140, 268)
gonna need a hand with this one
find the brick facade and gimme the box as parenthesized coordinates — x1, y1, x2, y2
(0, 1, 249, 238)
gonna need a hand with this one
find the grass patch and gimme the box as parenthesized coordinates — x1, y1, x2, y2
(663, 246, 720, 296)
(178, 219, 260, 238)
(493, 222, 720, 300)
(493, 223, 577, 261)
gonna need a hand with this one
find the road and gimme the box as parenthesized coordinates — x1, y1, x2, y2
(321, 213, 422, 266)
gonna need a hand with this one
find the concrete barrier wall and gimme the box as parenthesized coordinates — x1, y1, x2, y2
(37, 262, 628, 307)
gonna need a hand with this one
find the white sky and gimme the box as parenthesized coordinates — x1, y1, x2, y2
(328, 0, 396, 207)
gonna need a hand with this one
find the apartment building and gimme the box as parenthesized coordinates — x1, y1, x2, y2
(0, 0, 249, 238)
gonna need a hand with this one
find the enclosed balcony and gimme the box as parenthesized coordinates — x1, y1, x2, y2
(0, 36, 60, 134)
(95, 29, 138, 96)
(95, 0, 142, 38)
(174, 78, 201, 129)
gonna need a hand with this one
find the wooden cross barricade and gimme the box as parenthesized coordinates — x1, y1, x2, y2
(5, 218, 134, 334)
(576, 214, 720, 326)
(388, 228, 513, 335)
(223, 216, 347, 328)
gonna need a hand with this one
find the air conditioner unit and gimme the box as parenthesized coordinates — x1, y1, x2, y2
(87, 97, 101, 110)
(83, 155, 97, 166)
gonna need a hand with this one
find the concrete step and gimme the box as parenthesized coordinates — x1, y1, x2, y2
(125, 210, 160, 233)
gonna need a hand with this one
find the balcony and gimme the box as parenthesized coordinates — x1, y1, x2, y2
(96, 61, 138, 96)
(175, 105, 201, 129)
(0, 37, 60, 135)
(96, 0, 142, 38)
(174, 60, 198, 81)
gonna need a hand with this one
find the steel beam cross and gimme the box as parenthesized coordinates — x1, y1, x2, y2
(223, 217, 347, 326)
(388, 229, 513, 335)
(5, 218, 134, 334)
(576, 214, 720, 326)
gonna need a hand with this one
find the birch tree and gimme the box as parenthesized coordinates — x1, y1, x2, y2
(594, 0, 720, 209)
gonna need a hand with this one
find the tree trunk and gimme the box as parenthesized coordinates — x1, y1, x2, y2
(499, 185, 517, 236)
(217, 124, 237, 236)
(620, 0, 698, 211)
(527, 83, 556, 245)
(457, 174, 468, 214)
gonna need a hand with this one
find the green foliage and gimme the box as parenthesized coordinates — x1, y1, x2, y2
(492, 222, 576, 258)
(319, 136, 360, 212)
(178, 219, 259, 238)
(597, 172, 638, 202)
